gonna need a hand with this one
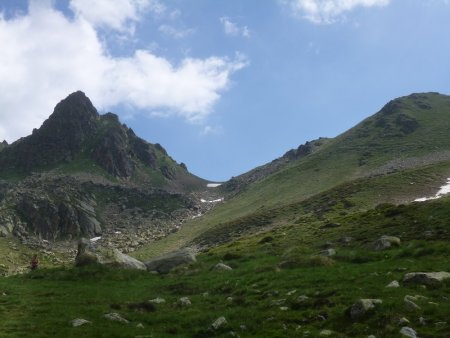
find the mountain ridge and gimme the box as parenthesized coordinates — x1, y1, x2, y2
(0, 91, 205, 191)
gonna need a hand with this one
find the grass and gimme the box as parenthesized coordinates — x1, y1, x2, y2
(134, 157, 450, 260)
(2, 196, 450, 337)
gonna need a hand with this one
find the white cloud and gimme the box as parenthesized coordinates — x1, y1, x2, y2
(281, 0, 390, 24)
(219, 17, 250, 38)
(0, 1, 248, 142)
(201, 125, 222, 136)
(158, 24, 194, 38)
(69, 0, 165, 33)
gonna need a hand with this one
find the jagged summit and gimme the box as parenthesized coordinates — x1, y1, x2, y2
(0, 92, 205, 190)
(53, 91, 98, 116)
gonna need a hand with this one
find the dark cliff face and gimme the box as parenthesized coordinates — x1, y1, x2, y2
(0, 91, 186, 181)
(0, 91, 100, 171)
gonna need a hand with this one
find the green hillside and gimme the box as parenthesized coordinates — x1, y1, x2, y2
(2, 196, 450, 337)
(134, 92, 450, 258)
(2, 92, 450, 337)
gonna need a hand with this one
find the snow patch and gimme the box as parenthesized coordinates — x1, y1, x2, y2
(414, 178, 450, 202)
(90, 236, 102, 242)
(207, 183, 222, 188)
(200, 197, 224, 203)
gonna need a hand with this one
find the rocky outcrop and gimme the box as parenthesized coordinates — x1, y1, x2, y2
(75, 238, 146, 270)
(16, 194, 101, 240)
(223, 138, 329, 195)
(0, 91, 197, 183)
(92, 123, 133, 178)
(0, 91, 99, 173)
(373, 235, 401, 250)
(1, 175, 102, 240)
(144, 249, 196, 273)
(348, 299, 382, 320)
(403, 272, 450, 287)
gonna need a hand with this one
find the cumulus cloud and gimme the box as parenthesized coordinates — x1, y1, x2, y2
(219, 17, 250, 38)
(281, 0, 390, 24)
(69, 0, 164, 32)
(0, 1, 247, 142)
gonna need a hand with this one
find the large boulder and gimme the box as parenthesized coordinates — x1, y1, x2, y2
(75, 238, 146, 270)
(403, 272, 450, 287)
(348, 299, 383, 320)
(144, 249, 196, 274)
(373, 235, 401, 251)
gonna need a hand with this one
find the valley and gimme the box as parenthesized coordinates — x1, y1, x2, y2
(1, 92, 450, 337)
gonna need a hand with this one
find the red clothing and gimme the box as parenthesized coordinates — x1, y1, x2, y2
(31, 257, 38, 270)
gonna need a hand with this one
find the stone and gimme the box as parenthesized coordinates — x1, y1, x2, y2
(296, 295, 309, 303)
(271, 299, 286, 306)
(419, 317, 427, 326)
(386, 280, 400, 288)
(71, 318, 91, 327)
(399, 317, 410, 325)
(349, 299, 382, 320)
(149, 297, 166, 304)
(103, 312, 129, 324)
(319, 329, 333, 336)
(144, 249, 196, 274)
(404, 298, 420, 311)
(279, 306, 289, 311)
(136, 323, 144, 329)
(399, 326, 418, 338)
(75, 238, 146, 270)
(213, 262, 233, 271)
(178, 297, 191, 307)
(211, 316, 227, 330)
(319, 248, 336, 257)
(403, 272, 450, 287)
(374, 235, 401, 251)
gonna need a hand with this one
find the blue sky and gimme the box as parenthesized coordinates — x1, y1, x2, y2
(0, 0, 450, 181)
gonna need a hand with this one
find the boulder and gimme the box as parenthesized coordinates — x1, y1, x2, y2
(319, 248, 336, 257)
(177, 297, 191, 307)
(373, 235, 400, 251)
(349, 299, 382, 320)
(386, 280, 400, 288)
(399, 326, 418, 338)
(149, 297, 166, 304)
(211, 316, 227, 330)
(71, 318, 91, 327)
(403, 272, 450, 287)
(213, 262, 233, 271)
(103, 312, 129, 324)
(75, 238, 146, 270)
(144, 249, 196, 274)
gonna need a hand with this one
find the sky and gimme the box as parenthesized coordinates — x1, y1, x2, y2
(0, 0, 450, 181)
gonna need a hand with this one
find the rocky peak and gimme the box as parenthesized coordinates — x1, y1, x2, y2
(38, 91, 99, 142)
(0, 91, 102, 172)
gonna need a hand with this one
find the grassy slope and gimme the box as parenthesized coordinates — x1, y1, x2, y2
(1, 197, 450, 337)
(134, 92, 450, 259)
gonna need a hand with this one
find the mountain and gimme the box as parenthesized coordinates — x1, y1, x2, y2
(0, 92, 209, 247)
(135, 92, 450, 257)
(0, 91, 204, 190)
(2, 92, 450, 337)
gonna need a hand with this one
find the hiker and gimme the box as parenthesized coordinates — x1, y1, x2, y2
(30, 255, 39, 270)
